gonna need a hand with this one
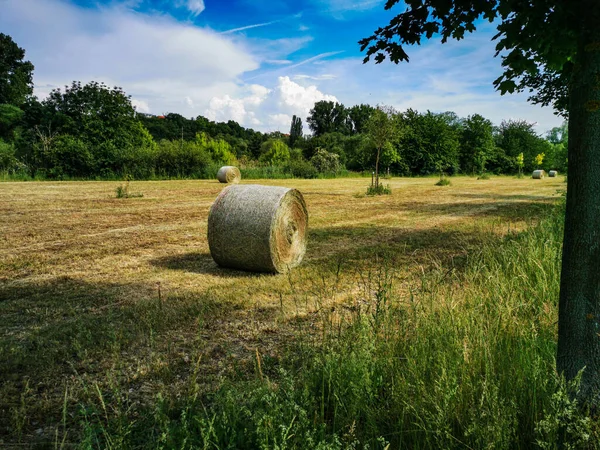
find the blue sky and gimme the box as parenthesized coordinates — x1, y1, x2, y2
(0, 0, 563, 133)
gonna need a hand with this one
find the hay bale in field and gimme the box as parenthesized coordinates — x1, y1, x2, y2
(549, 170, 558, 177)
(217, 166, 241, 184)
(532, 169, 545, 179)
(208, 184, 308, 273)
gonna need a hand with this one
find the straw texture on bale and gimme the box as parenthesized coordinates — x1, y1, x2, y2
(208, 184, 308, 273)
(532, 170, 545, 179)
(217, 166, 241, 184)
(549, 170, 558, 177)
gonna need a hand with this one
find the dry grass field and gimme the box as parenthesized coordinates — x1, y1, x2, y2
(0, 175, 564, 445)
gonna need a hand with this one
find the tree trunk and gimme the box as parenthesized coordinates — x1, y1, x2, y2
(557, 12, 600, 407)
(375, 146, 381, 188)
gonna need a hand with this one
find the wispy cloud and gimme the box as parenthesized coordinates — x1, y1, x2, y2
(182, 0, 205, 17)
(221, 12, 303, 34)
(315, 0, 384, 18)
(294, 74, 337, 81)
(286, 51, 344, 70)
(221, 20, 279, 34)
(265, 59, 293, 65)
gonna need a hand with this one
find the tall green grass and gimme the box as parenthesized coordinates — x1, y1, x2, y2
(75, 201, 599, 449)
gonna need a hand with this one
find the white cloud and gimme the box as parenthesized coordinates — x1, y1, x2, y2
(0, 0, 258, 117)
(131, 98, 150, 113)
(205, 76, 338, 131)
(184, 0, 205, 16)
(290, 29, 563, 133)
(0, 0, 562, 136)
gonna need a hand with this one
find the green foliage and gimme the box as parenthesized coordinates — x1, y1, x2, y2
(0, 34, 34, 106)
(400, 110, 460, 175)
(366, 106, 401, 187)
(0, 104, 24, 141)
(347, 104, 374, 134)
(435, 178, 451, 186)
(461, 114, 494, 174)
(289, 114, 303, 148)
(259, 139, 290, 165)
(0, 139, 17, 172)
(307, 101, 350, 136)
(155, 139, 213, 178)
(495, 120, 551, 172)
(286, 158, 318, 179)
(41, 81, 156, 176)
(201, 133, 237, 165)
(310, 148, 341, 174)
(43, 134, 94, 178)
(115, 180, 143, 199)
(535, 373, 596, 450)
(366, 183, 391, 195)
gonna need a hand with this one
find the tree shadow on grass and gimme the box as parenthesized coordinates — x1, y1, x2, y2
(380, 198, 557, 222)
(304, 199, 557, 270)
(150, 252, 265, 278)
(0, 274, 244, 445)
(452, 192, 562, 202)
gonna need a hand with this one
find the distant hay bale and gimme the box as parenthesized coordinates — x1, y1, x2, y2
(208, 184, 308, 273)
(217, 166, 241, 184)
(532, 169, 545, 179)
(549, 170, 558, 177)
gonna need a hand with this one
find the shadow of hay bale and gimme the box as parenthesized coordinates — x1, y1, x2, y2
(150, 252, 262, 278)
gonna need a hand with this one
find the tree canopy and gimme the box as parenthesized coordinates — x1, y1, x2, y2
(0, 33, 34, 106)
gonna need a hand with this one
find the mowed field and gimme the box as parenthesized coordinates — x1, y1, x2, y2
(0, 176, 563, 444)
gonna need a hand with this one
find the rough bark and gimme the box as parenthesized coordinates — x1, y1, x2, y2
(557, 5, 600, 407)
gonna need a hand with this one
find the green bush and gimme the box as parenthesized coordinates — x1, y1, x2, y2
(0, 139, 17, 172)
(310, 148, 341, 173)
(259, 139, 290, 165)
(286, 159, 318, 179)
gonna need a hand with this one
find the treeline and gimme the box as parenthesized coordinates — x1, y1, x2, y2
(0, 33, 568, 180)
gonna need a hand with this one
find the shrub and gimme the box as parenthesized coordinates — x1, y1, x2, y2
(310, 148, 341, 173)
(286, 159, 318, 179)
(436, 178, 451, 186)
(49, 134, 94, 178)
(259, 139, 290, 165)
(0, 139, 17, 172)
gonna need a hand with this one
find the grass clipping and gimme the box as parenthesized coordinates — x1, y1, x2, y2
(208, 184, 308, 273)
(217, 166, 241, 184)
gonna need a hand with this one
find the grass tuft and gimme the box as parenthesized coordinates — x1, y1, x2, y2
(115, 181, 143, 198)
(366, 184, 391, 195)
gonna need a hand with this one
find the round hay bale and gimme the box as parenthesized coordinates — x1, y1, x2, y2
(208, 184, 308, 273)
(549, 170, 558, 177)
(532, 169, 545, 179)
(217, 166, 241, 184)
